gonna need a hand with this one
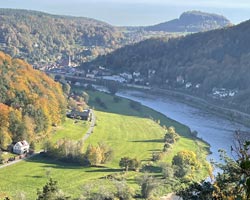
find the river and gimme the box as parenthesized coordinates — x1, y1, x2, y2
(117, 90, 250, 162)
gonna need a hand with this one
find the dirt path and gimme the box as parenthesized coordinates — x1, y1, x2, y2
(82, 109, 96, 142)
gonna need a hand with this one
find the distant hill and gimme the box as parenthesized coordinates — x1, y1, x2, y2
(0, 9, 232, 64)
(0, 9, 124, 63)
(0, 51, 66, 149)
(145, 11, 232, 32)
(85, 19, 250, 113)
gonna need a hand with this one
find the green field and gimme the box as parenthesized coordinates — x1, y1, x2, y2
(50, 118, 89, 143)
(0, 90, 210, 199)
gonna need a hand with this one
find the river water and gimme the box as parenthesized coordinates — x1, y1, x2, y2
(117, 90, 249, 162)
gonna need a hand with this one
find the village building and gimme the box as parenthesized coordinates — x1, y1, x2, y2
(13, 140, 30, 155)
(86, 73, 95, 78)
(102, 75, 126, 83)
(185, 82, 192, 88)
(133, 71, 141, 77)
(176, 75, 185, 84)
(148, 69, 156, 78)
(120, 72, 133, 80)
(67, 109, 91, 121)
(195, 84, 201, 88)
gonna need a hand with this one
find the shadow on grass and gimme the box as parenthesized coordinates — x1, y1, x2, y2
(25, 154, 121, 173)
(25, 175, 43, 178)
(141, 165, 162, 173)
(131, 139, 164, 143)
(25, 154, 84, 170)
(86, 168, 121, 173)
(148, 149, 162, 152)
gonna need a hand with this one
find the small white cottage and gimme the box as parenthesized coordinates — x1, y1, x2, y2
(13, 140, 30, 155)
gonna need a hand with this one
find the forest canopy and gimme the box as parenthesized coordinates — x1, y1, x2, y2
(0, 51, 66, 149)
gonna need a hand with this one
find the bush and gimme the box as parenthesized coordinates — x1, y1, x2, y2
(163, 143, 171, 152)
(152, 152, 164, 161)
(129, 101, 141, 111)
(119, 157, 141, 172)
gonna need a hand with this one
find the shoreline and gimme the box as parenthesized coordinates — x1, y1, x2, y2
(122, 85, 250, 128)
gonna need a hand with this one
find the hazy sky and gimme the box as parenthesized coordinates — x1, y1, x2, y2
(1, 0, 250, 26)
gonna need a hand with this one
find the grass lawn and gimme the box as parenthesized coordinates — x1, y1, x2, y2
(50, 118, 89, 143)
(0, 155, 118, 199)
(87, 90, 191, 138)
(0, 90, 210, 199)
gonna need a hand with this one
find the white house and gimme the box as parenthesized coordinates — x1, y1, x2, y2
(13, 140, 30, 155)
(120, 72, 133, 80)
(185, 82, 192, 88)
(133, 72, 141, 77)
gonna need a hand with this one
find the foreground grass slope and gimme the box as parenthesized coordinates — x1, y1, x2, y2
(0, 90, 210, 199)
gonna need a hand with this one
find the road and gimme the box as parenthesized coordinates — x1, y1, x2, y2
(0, 152, 39, 169)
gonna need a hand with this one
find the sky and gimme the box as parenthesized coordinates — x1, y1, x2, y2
(1, 0, 250, 26)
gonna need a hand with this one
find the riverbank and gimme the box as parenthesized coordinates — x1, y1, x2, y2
(118, 89, 250, 162)
(123, 85, 250, 128)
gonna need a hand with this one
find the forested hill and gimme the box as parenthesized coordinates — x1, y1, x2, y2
(85, 19, 250, 112)
(145, 11, 232, 32)
(0, 51, 66, 149)
(0, 9, 123, 62)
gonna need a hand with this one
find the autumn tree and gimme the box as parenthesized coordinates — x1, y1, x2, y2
(172, 150, 200, 178)
(85, 143, 113, 166)
(0, 51, 67, 145)
(164, 126, 179, 144)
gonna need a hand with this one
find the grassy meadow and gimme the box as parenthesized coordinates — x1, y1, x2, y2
(0, 90, 210, 199)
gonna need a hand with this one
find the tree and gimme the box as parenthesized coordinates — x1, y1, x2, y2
(159, 162, 174, 179)
(172, 150, 200, 178)
(113, 180, 134, 200)
(119, 157, 131, 172)
(177, 132, 250, 200)
(30, 141, 36, 152)
(164, 126, 179, 144)
(85, 145, 102, 166)
(37, 178, 70, 200)
(62, 83, 71, 96)
(119, 157, 140, 172)
(81, 179, 134, 200)
(98, 142, 114, 164)
(137, 173, 159, 199)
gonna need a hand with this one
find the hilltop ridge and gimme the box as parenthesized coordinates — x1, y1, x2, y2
(145, 10, 232, 32)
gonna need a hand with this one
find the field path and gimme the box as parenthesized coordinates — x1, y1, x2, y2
(0, 153, 39, 169)
(82, 109, 96, 142)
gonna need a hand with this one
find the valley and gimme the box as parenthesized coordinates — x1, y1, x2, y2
(0, 90, 210, 199)
(0, 5, 249, 199)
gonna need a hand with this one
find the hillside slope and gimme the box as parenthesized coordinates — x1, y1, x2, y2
(0, 52, 66, 149)
(85, 19, 250, 113)
(0, 9, 123, 63)
(145, 11, 232, 32)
